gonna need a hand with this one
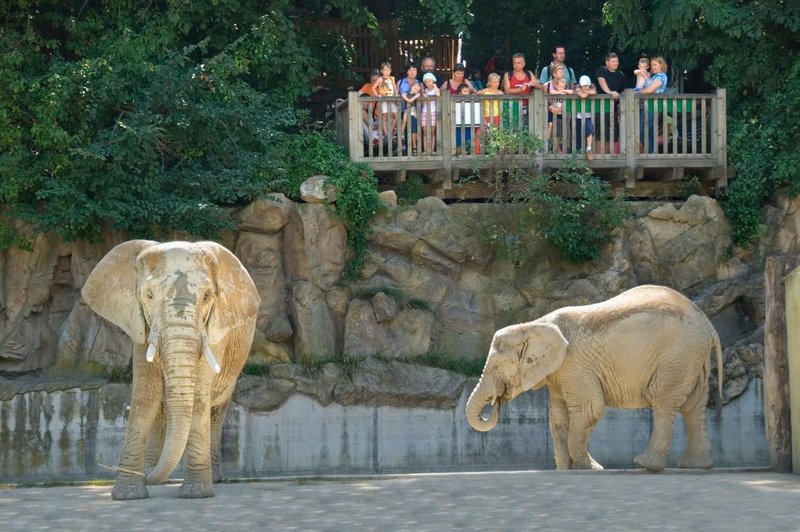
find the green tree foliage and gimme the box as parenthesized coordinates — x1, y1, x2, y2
(461, 0, 638, 83)
(395, 0, 473, 37)
(0, 1, 389, 277)
(605, 0, 800, 246)
(0, 1, 317, 244)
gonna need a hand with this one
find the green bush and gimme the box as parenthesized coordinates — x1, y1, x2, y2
(476, 131, 627, 265)
(722, 67, 800, 247)
(262, 128, 380, 279)
(474, 129, 544, 265)
(528, 161, 630, 262)
(396, 174, 427, 205)
(677, 175, 703, 199)
(331, 161, 381, 280)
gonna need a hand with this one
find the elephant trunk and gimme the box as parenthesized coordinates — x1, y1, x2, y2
(146, 326, 200, 485)
(465, 374, 500, 432)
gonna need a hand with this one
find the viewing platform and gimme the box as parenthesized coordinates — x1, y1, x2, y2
(335, 89, 729, 199)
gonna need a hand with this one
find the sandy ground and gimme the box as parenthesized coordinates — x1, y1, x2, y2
(1, 469, 799, 531)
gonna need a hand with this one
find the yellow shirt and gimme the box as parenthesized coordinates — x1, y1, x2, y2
(482, 89, 502, 118)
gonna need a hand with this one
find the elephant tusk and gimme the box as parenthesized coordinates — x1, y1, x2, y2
(491, 397, 497, 406)
(146, 342, 157, 363)
(203, 342, 221, 374)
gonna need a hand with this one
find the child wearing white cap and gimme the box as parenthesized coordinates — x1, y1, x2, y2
(575, 75, 597, 161)
(420, 73, 441, 155)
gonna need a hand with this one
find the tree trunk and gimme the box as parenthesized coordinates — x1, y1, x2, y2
(764, 256, 797, 472)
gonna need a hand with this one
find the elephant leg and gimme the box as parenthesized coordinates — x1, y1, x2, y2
(179, 371, 214, 499)
(565, 385, 606, 470)
(210, 399, 230, 483)
(112, 355, 164, 500)
(634, 407, 677, 472)
(637, 364, 696, 471)
(144, 404, 165, 474)
(678, 389, 712, 469)
(548, 392, 571, 470)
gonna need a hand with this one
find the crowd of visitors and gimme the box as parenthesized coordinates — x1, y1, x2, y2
(358, 47, 669, 158)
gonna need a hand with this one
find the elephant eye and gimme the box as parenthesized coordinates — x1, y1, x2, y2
(145, 290, 154, 300)
(203, 290, 213, 303)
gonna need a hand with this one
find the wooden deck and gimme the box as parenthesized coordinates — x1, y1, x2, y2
(335, 89, 729, 198)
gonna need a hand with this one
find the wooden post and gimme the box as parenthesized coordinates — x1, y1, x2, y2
(715, 88, 728, 188)
(622, 90, 636, 188)
(440, 90, 453, 190)
(347, 91, 363, 162)
(765, 256, 800, 472)
(532, 90, 545, 172)
(785, 265, 800, 473)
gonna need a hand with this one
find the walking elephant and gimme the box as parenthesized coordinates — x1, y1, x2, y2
(465, 285, 722, 472)
(82, 240, 260, 499)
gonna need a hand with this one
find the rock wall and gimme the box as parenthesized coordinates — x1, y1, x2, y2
(1, 191, 797, 478)
(0, 194, 774, 401)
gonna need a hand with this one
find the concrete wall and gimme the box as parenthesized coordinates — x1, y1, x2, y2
(0, 380, 770, 482)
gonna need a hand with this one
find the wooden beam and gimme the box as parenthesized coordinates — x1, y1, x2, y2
(440, 90, 453, 190)
(347, 91, 363, 163)
(716, 88, 728, 188)
(765, 256, 800, 472)
(785, 266, 800, 474)
(622, 90, 636, 184)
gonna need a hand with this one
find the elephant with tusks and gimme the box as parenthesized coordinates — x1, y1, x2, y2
(466, 285, 722, 472)
(83, 240, 260, 499)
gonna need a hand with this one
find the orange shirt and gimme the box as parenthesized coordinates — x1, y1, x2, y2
(359, 83, 376, 97)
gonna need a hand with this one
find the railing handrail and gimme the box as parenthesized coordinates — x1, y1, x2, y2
(354, 92, 722, 100)
(335, 88, 728, 190)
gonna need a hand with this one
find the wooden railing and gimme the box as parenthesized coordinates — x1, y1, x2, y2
(335, 89, 728, 191)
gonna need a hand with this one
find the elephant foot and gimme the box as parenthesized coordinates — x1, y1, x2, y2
(678, 453, 712, 469)
(112, 478, 148, 500)
(634, 449, 666, 472)
(178, 480, 214, 499)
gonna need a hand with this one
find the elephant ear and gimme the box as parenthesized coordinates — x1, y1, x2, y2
(519, 322, 569, 390)
(81, 240, 158, 345)
(199, 242, 260, 346)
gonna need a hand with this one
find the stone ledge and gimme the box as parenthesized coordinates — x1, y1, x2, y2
(233, 357, 468, 411)
(0, 374, 108, 401)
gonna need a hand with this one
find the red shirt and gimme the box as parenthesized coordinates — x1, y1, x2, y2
(508, 70, 533, 106)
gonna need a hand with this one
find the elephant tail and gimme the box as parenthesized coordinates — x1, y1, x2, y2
(713, 332, 723, 420)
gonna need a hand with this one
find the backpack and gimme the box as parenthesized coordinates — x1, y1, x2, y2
(540, 65, 576, 85)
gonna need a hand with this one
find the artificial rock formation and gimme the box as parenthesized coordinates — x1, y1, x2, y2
(0, 193, 783, 410)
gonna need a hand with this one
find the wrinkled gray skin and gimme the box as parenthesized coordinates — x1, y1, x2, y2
(82, 240, 260, 499)
(466, 285, 723, 472)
